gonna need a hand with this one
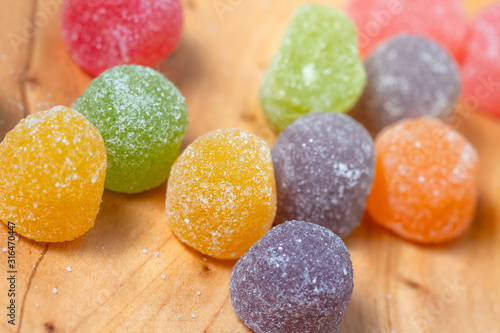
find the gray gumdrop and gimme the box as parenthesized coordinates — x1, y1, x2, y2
(229, 220, 353, 333)
(271, 112, 375, 237)
(350, 34, 461, 135)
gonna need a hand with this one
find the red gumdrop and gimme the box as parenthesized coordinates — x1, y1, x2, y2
(62, 0, 183, 76)
(345, 0, 467, 61)
(462, 4, 500, 117)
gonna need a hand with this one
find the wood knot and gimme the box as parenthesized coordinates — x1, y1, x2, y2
(402, 278, 430, 295)
(186, 0, 196, 10)
(201, 264, 212, 275)
(44, 322, 55, 332)
(241, 112, 257, 123)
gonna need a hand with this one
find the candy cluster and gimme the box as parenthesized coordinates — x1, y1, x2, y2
(1, 0, 498, 332)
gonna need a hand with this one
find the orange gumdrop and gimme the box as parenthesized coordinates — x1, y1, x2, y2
(0, 106, 107, 242)
(367, 117, 478, 244)
(166, 128, 277, 259)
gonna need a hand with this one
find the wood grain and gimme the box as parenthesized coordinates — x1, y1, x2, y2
(1, 0, 499, 332)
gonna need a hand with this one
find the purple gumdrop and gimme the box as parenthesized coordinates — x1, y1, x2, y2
(351, 34, 461, 134)
(230, 220, 353, 333)
(271, 112, 375, 237)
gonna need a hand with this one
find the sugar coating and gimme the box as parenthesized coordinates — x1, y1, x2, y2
(61, 0, 183, 76)
(368, 117, 478, 244)
(462, 4, 500, 117)
(166, 128, 276, 259)
(259, 4, 366, 132)
(272, 113, 375, 237)
(351, 35, 461, 135)
(0, 106, 107, 242)
(230, 220, 353, 333)
(346, 0, 467, 61)
(73, 65, 188, 194)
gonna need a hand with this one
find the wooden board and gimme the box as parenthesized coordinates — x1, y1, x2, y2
(1, 0, 500, 332)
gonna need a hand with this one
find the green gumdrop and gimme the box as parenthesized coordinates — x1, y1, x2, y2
(259, 4, 366, 132)
(73, 65, 188, 194)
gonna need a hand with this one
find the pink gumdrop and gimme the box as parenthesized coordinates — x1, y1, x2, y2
(462, 4, 500, 117)
(62, 0, 183, 77)
(345, 0, 467, 61)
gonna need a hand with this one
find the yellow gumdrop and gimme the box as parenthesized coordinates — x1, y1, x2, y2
(0, 106, 107, 242)
(166, 128, 277, 259)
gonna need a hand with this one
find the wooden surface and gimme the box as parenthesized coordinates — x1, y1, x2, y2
(1, 0, 500, 332)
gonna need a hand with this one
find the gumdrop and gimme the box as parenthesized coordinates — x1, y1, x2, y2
(351, 35, 461, 135)
(73, 65, 188, 194)
(272, 113, 375, 237)
(345, 0, 467, 61)
(62, 0, 183, 76)
(259, 4, 366, 132)
(166, 128, 276, 259)
(368, 117, 478, 244)
(230, 220, 353, 333)
(462, 4, 500, 117)
(0, 106, 107, 242)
